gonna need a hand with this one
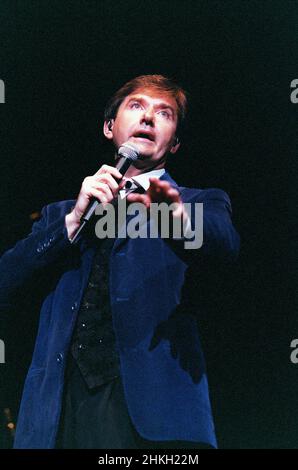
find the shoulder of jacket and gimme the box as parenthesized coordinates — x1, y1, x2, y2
(180, 187, 230, 203)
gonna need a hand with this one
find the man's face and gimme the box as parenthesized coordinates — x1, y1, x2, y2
(104, 87, 180, 170)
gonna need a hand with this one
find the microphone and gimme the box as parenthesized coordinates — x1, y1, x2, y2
(70, 142, 140, 244)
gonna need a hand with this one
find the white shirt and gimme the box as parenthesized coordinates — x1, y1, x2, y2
(119, 169, 165, 199)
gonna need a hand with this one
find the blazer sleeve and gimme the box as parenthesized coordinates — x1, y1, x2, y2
(0, 203, 72, 309)
(166, 188, 240, 264)
(196, 188, 240, 260)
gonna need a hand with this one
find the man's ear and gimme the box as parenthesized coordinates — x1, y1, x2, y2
(169, 136, 181, 154)
(103, 119, 114, 140)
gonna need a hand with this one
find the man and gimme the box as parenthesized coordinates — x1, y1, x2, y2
(0, 75, 240, 448)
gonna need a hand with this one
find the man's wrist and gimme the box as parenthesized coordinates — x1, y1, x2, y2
(65, 211, 80, 240)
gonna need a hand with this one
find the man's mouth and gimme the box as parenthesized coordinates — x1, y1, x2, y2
(132, 131, 155, 142)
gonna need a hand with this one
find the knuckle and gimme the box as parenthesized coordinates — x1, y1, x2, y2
(82, 177, 91, 190)
(101, 164, 114, 174)
(104, 173, 113, 182)
(97, 182, 107, 191)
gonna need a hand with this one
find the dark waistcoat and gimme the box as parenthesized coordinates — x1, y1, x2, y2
(71, 237, 120, 389)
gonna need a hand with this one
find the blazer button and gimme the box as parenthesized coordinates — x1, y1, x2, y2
(56, 353, 64, 363)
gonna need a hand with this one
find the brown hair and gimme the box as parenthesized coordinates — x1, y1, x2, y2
(104, 74, 188, 138)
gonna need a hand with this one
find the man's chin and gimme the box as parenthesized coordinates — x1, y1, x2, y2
(130, 138, 155, 150)
(130, 145, 155, 160)
(133, 155, 152, 166)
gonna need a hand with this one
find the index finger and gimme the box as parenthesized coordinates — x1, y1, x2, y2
(95, 164, 123, 180)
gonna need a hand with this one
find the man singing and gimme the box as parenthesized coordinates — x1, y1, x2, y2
(0, 75, 240, 448)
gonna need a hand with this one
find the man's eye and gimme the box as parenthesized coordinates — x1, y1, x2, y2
(130, 102, 141, 109)
(159, 110, 170, 119)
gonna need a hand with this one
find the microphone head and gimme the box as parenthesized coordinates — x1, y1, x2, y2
(118, 142, 140, 161)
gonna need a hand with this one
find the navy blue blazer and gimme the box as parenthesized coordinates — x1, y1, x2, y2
(0, 172, 240, 448)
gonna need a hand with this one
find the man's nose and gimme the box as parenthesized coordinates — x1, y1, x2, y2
(140, 106, 155, 126)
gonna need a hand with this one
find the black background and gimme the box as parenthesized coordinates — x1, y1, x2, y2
(0, 0, 297, 448)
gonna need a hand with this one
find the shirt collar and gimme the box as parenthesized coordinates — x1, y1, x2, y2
(131, 169, 166, 191)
